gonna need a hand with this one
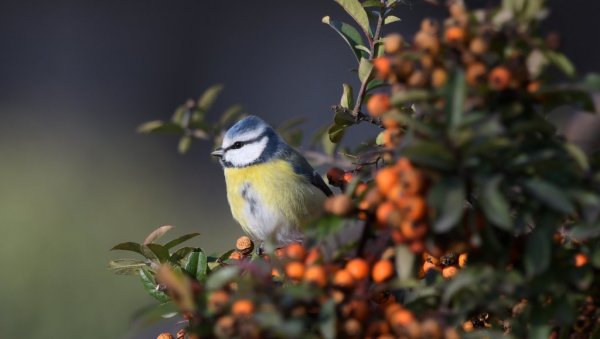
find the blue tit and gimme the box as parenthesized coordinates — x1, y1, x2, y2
(211, 115, 333, 246)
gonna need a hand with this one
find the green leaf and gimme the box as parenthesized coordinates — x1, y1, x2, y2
(565, 143, 590, 171)
(196, 251, 208, 282)
(137, 121, 184, 134)
(428, 177, 466, 233)
(480, 176, 512, 231)
(366, 79, 388, 92)
(447, 70, 466, 129)
(206, 266, 240, 290)
(219, 105, 244, 126)
(375, 131, 385, 145)
(384, 15, 401, 25)
(523, 179, 575, 214)
(110, 242, 143, 255)
(525, 226, 552, 276)
(143, 244, 170, 263)
(328, 124, 346, 143)
(358, 57, 373, 83)
(442, 269, 476, 304)
(539, 89, 596, 112)
(569, 224, 600, 241)
(184, 250, 200, 277)
(178, 135, 192, 154)
(402, 140, 455, 171)
(322, 16, 366, 63)
(391, 89, 434, 106)
(333, 0, 371, 38)
(583, 72, 600, 92)
(143, 225, 174, 245)
(197, 84, 224, 112)
(139, 269, 170, 303)
(108, 259, 147, 275)
(170, 246, 195, 263)
(361, 0, 383, 8)
(395, 245, 415, 281)
(545, 51, 576, 78)
(163, 232, 200, 249)
(319, 299, 337, 339)
(340, 83, 355, 109)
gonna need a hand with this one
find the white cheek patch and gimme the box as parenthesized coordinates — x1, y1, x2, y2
(224, 137, 268, 167)
(222, 127, 266, 149)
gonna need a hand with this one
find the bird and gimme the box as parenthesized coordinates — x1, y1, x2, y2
(211, 115, 333, 247)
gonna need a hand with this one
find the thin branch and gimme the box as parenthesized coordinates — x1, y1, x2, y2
(351, 1, 386, 118)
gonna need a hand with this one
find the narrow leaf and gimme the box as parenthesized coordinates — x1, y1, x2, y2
(108, 259, 147, 275)
(525, 226, 552, 276)
(524, 179, 575, 214)
(480, 176, 512, 230)
(448, 70, 466, 129)
(429, 177, 466, 233)
(384, 15, 401, 24)
(137, 121, 184, 134)
(110, 242, 143, 255)
(395, 245, 415, 281)
(139, 268, 170, 303)
(328, 124, 346, 143)
(322, 16, 366, 62)
(340, 83, 355, 109)
(143, 225, 175, 245)
(163, 232, 200, 249)
(143, 244, 170, 263)
(197, 84, 224, 112)
(178, 135, 192, 154)
(184, 250, 200, 277)
(206, 266, 240, 290)
(333, 0, 371, 38)
(358, 57, 373, 83)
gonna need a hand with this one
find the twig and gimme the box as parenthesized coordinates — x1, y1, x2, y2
(351, 1, 386, 118)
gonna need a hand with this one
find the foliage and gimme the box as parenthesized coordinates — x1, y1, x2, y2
(112, 0, 600, 338)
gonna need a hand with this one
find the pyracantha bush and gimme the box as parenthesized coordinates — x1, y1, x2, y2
(110, 1, 600, 338)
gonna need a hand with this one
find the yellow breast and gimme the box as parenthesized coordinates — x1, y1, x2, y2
(223, 160, 326, 241)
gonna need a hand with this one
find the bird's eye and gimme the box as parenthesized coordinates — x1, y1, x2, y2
(232, 141, 244, 149)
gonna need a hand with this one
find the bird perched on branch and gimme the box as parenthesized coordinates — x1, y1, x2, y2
(211, 116, 332, 246)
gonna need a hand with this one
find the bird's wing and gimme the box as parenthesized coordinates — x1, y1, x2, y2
(285, 148, 333, 197)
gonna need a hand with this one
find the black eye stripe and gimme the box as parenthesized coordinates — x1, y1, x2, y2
(223, 132, 268, 153)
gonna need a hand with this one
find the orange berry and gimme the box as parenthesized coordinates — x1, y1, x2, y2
(489, 66, 512, 91)
(410, 241, 425, 254)
(333, 269, 355, 288)
(229, 251, 243, 260)
(458, 253, 468, 268)
(274, 248, 285, 258)
(431, 68, 448, 88)
(376, 201, 396, 226)
(382, 128, 399, 148)
(285, 261, 305, 281)
(208, 290, 229, 313)
(236, 236, 254, 255)
(305, 248, 322, 265)
(304, 265, 327, 287)
(408, 71, 426, 87)
(575, 253, 588, 267)
(271, 267, 281, 279)
(469, 37, 488, 55)
(372, 259, 395, 283)
(466, 62, 487, 86)
(325, 195, 354, 216)
(527, 81, 541, 93)
(374, 57, 391, 79)
(346, 258, 370, 280)
(285, 243, 306, 261)
(400, 196, 427, 221)
(343, 172, 354, 183)
(327, 167, 345, 187)
(423, 261, 438, 273)
(445, 26, 466, 43)
(354, 182, 368, 197)
(442, 266, 459, 279)
(157, 333, 174, 339)
(389, 308, 415, 326)
(367, 93, 391, 117)
(384, 33, 404, 54)
(231, 299, 254, 316)
(399, 170, 424, 196)
(376, 167, 399, 196)
(462, 320, 474, 332)
(395, 158, 413, 171)
(391, 229, 405, 244)
(420, 18, 439, 35)
(400, 221, 418, 240)
(382, 117, 400, 129)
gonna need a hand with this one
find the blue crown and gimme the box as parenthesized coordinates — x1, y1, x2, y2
(225, 115, 271, 139)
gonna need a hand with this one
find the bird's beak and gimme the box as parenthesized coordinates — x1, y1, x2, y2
(211, 148, 224, 158)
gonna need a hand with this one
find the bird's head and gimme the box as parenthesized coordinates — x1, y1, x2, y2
(211, 115, 280, 168)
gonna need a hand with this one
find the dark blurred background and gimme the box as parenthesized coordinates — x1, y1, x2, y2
(0, 0, 598, 338)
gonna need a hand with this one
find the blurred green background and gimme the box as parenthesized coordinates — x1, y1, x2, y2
(0, 0, 598, 338)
